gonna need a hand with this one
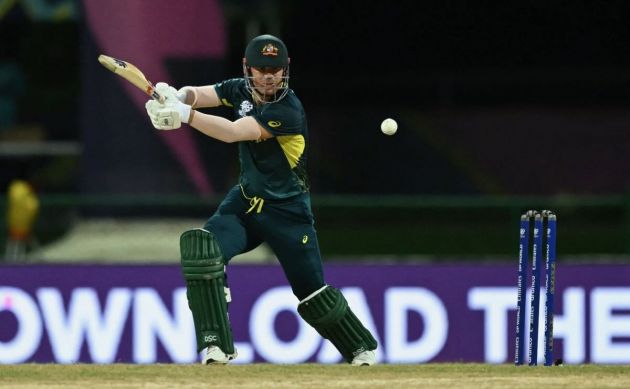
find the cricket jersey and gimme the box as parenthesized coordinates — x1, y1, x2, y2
(214, 78, 309, 200)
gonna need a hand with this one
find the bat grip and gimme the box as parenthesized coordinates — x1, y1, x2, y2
(152, 91, 164, 103)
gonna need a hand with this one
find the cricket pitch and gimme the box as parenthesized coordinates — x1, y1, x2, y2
(1, 363, 629, 389)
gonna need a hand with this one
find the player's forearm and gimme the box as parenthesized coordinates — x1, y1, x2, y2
(182, 85, 221, 108)
(189, 112, 261, 143)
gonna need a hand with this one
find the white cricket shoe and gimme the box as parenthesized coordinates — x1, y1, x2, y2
(351, 350, 376, 366)
(201, 345, 237, 365)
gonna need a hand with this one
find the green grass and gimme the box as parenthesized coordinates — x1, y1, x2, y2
(0, 364, 629, 388)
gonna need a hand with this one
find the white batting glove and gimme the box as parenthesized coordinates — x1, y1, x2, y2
(169, 98, 191, 123)
(155, 82, 196, 105)
(155, 82, 179, 102)
(145, 99, 180, 130)
(156, 82, 192, 119)
(145, 99, 192, 130)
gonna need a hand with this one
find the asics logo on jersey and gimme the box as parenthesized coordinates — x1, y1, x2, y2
(268, 120, 281, 128)
(238, 100, 253, 117)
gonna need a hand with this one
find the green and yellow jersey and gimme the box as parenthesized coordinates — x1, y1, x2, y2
(214, 78, 309, 200)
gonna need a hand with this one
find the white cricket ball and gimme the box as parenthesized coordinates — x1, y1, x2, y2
(380, 118, 398, 135)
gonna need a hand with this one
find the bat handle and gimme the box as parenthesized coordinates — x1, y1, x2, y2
(152, 91, 165, 104)
(147, 83, 164, 103)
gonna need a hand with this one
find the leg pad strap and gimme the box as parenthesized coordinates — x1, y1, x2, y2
(180, 229, 234, 354)
(298, 286, 377, 362)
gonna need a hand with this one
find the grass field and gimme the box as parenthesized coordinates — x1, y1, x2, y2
(1, 364, 629, 388)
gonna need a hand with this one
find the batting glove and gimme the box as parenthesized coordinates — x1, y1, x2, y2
(145, 99, 180, 130)
(145, 99, 192, 130)
(155, 82, 179, 102)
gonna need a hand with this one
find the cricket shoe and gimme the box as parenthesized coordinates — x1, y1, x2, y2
(351, 350, 376, 366)
(201, 346, 237, 365)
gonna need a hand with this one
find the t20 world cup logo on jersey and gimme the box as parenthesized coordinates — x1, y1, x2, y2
(238, 100, 253, 117)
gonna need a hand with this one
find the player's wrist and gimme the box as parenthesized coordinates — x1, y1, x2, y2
(176, 101, 192, 123)
(178, 86, 199, 107)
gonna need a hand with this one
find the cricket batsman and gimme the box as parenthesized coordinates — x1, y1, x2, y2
(145, 34, 377, 365)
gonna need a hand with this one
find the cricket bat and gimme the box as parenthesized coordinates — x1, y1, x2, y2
(97, 54, 164, 103)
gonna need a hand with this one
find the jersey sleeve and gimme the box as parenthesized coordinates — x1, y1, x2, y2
(213, 78, 243, 108)
(254, 103, 303, 136)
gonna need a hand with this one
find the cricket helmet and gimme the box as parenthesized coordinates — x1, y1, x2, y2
(243, 34, 290, 103)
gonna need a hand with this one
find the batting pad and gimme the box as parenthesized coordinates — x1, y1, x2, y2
(298, 286, 377, 363)
(180, 229, 234, 354)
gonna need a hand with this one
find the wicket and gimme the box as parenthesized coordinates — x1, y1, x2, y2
(515, 210, 557, 366)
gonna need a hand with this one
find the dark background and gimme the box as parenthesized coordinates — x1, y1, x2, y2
(1, 1, 630, 258)
(3, 1, 630, 195)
